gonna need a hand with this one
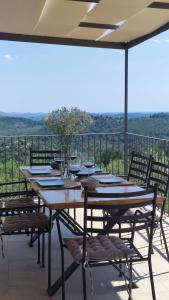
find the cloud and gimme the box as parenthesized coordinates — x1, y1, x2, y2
(3, 54, 14, 61)
(164, 39, 169, 43)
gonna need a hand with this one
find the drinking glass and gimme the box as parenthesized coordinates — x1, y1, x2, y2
(83, 156, 95, 176)
(83, 156, 95, 168)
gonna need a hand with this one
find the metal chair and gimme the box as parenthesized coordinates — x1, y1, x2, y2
(56, 186, 158, 300)
(146, 159, 169, 260)
(0, 181, 49, 266)
(0, 180, 38, 215)
(30, 148, 61, 166)
(104, 151, 152, 241)
(127, 151, 152, 185)
(122, 158, 169, 261)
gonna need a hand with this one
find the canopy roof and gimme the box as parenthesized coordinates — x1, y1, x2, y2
(0, 0, 169, 49)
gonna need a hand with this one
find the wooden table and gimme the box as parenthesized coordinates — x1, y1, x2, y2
(19, 166, 163, 297)
(19, 165, 163, 209)
(38, 185, 163, 210)
(38, 184, 162, 297)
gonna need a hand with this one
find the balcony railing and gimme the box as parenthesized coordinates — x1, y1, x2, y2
(1, 131, 169, 213)
(0, 132, 124, 186)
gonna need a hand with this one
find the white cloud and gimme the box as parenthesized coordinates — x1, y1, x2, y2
(164, 39, 169, 43)
(3, 54, 14, 61)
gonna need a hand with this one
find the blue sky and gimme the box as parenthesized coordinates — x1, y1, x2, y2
(0, 30, 169, 113)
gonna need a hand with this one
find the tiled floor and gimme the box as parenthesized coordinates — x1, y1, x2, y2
(0, 211, 169, 300)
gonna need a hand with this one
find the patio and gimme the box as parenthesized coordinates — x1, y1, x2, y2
(0, 208, 169, 300)
(1, 1, 169, 299)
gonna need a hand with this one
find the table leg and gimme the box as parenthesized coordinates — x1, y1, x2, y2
(47, 261, 79, 296)
(48, 209, 52, 289)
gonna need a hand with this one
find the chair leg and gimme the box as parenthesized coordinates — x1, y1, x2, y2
(73, 208, 76, 221)
(128, 261, 133, 300)
(148, 257, 156, 300)
(118, 222, 123, 278)
(61, 245, 65, 300)
(29, 229, 34, 247)
(146, 225, 154, 254)
(56, 213, 65, 300)
(160, 220, 169, 261)
(82, 265, 87, 300)
(41, 232, 45, 268)
(37, 230, 41, 264)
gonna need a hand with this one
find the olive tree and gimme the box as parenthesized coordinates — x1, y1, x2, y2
(44, 106, 93, 157)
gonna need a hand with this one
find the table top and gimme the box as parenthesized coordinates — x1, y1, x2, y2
(38, 185, 163, 210)
(20, 165, 132, 186)
(20, 165, 163, 210)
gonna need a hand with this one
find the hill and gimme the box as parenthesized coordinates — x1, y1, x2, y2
(89, 113, 169, 139)
(0, 112, 47, 121)
(0, 116, 49, 136)
(1, 112, 169, 139)
(0, 111, 158, 121)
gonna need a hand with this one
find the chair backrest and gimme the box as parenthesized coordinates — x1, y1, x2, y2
(147, 159, 169, 197)
(0, 180, 30, 196)
(127, 151, 152, 185)
(82, 185, 158, 262)
(30, 148, 61, 166)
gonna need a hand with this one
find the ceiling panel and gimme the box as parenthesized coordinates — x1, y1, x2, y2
(101, 7, 169, 42)
(0, 0, 168, 48)
(84, 0, 152, 24)
(67, 27, 105, 40)
(0, 0, 45, 34)
(33, 0, 90, 37)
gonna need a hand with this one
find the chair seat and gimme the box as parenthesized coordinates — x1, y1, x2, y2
(106, 207, 151, 223)
(0, 197, 37, 210)
(1, 212, 49, 233)
(64, 235, 135, 264)
(125, 206, 151, 217)
(124, 207, 161, 222)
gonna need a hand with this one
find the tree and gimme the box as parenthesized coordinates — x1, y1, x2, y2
(44, 106, 93, 155)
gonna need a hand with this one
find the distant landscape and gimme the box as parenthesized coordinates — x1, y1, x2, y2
(0, 111, 169, 139)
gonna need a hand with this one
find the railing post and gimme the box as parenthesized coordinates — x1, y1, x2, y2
(124, 47, 128, 175)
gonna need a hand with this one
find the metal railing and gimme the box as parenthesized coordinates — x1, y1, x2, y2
(1, 131, 169, 214)
(127, 133, 169, 165)
(0, 132, 124, 186)
(1, 132, 169, 183)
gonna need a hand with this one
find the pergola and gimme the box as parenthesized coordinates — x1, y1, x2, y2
(1, 0, 169, 172)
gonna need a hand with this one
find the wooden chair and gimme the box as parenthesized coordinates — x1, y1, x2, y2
(30, 148, 61, 166)
(56, 186, 158, 300)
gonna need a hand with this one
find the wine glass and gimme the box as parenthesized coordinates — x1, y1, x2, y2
(54, 157, 64, 177)
(83, 156, 95, 176)
(83, 156, 95, 168)
(70, 149, 78, 161)
(69, 151, 81, 179)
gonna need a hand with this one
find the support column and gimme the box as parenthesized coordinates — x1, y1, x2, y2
(124, 48, 128, 175)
